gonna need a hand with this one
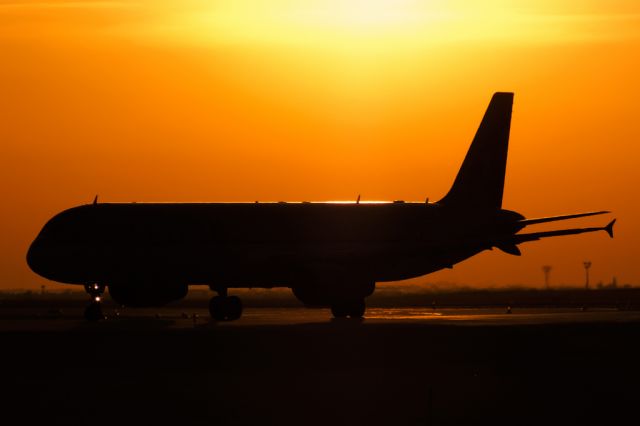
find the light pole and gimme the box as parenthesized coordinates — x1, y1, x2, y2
(583, 261, 592, 290)
(542, 265, 552, 289)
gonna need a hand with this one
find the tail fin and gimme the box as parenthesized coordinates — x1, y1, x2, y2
(438, 92, 514, 211)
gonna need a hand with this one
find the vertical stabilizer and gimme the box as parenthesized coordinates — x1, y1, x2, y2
(438, 92, 513, 211)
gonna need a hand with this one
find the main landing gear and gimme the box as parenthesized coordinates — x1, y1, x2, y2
(330, 298, 366, 319)
(208, 287, 243, 321)
(84, 283, 106, 322)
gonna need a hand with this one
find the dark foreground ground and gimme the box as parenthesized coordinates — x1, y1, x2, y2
(2, 302, 640, 426)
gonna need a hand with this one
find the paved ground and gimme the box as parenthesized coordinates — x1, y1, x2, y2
(3, 306, 640, 330)
(3, 307, 640, 425)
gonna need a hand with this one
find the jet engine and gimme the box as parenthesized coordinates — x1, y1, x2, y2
(291, 280, 375, 307)
(291, 286, 332, 307)
(108, 283, 188, 307)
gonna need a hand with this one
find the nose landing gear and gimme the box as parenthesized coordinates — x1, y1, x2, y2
(84, 283, 106, 322)
(208, 287, 243, 321)
(331, 298, 366, 319)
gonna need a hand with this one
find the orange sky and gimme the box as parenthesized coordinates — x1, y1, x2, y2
(1, 0, 639, 289)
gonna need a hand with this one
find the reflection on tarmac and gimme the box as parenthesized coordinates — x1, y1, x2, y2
(2, 307, 640, 331)
(228, 307, 640, 326)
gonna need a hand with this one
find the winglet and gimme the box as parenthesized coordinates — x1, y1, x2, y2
(605, 219, 616, 238)
(93, 195, 98, 205)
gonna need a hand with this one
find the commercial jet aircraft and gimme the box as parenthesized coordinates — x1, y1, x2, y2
(27, 92, 615, 321)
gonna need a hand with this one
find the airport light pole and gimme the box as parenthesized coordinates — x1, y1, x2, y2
(542, 265, 552, 289)
(583, 261, 592, 290)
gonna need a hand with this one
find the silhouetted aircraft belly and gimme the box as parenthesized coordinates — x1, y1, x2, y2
(26, 92, 615, 321)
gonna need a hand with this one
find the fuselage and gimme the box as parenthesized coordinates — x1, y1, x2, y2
(27, 202, 524, 288)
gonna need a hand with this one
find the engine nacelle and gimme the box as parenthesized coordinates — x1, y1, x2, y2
(291, 280, 375, 307)
(108, 283, 188, 307)
(291, 286, 332, 307)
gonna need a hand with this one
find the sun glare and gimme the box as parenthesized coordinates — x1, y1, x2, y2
(293, 0, 433, 29)
(157, 0, 453, 46)
(137, 0, 617, 49)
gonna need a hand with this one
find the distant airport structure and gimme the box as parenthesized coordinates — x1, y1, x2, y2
(584, 261, 593, 290)
(26, 92, 615, 321)
(542, 265, 552, 289)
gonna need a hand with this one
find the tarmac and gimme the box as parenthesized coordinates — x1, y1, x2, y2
(3, 306, 640, 425)
(2, 306, 640, 330)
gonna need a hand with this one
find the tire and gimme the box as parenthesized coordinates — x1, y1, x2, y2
(226, 296, 243, 321)
(84, 302, 104, 322)
(331, 303, 349, 318)
(209, 296, 243, 321)
(347, 299, 366, 318)
(331, 299, 366, 319)
(209, 296, 226, 321)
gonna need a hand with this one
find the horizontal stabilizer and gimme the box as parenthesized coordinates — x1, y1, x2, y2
(510, 219, 616, 245)
(518, 211, 610, 227)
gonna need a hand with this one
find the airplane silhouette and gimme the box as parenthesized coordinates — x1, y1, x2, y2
(27, 92, 615, 321)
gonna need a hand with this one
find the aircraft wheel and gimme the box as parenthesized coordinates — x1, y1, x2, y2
(226, 296, 243, 321)
(209, 296, 243, 321)
(347, 299, 366, 318)
(84, 302, 104, 322)
(209, 296, 227, 321)
(331, 299, 365, 319)
(331, 303, 349, 318)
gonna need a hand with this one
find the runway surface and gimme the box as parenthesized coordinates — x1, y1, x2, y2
(3, 306, 640, 330)
(3, 306, 640, 425)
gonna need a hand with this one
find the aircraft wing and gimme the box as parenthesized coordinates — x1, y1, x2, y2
(492, 219, 615, 256)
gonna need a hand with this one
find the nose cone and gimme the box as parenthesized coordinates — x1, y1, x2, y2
(26, 238, 47, 278)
